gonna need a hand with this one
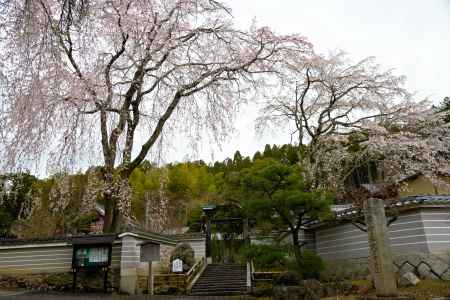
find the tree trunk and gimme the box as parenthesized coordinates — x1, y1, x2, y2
(103, 191, 119, 233)
(291, 228, 303, 269)
(102, 172, 131, 233)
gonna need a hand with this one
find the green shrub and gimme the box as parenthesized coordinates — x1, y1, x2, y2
(240, 244, 287, 270)
(320, 260, 369, 282)
(274, 272, 300, 286)
(286, 250, 326, 279)
(298, 250, 325, 279)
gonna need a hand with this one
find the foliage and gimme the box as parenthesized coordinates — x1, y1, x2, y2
(274, 272, 300, 286)
(211, 239, 243, 264)
(240, 244, 287, 270)
(1, 0, 311, 232)
(0, 143, 306, 237)
(240, 158, 331, 276)
(12, 208, 58, 239)
(0, 173, 38, 237)
(241, 158, 331, 242)
(434, 96, 450, 122)
(320, 261, 369, 283)
(8, 171, 102, 238)
(285, 250, 325, 280)
(309, 107, 450, 203)
(169, 243, 195, 273)
(434, 96, 450, 113)
(129, 164, 169, 232)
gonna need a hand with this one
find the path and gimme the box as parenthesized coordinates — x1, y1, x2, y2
(0, 291, 256, 300)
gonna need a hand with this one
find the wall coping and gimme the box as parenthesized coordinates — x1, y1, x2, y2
(0, 242, 70, 250)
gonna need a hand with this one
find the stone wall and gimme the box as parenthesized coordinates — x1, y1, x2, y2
(0, 270, 120, 292)
(322, 253, 450, 282)
(136, 274, 187, 295)
(394, 253, 450, 281)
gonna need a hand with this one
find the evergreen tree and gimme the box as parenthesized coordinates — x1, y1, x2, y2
(241, 158, 331, 271)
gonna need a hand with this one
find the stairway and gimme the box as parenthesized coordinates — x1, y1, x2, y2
(190, 263, 247, 296)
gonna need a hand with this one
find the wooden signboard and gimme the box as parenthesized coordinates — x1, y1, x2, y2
(71, 235, 116, 293)
(140, 241, 160, 296)
(140, 242, 160, 262)
(73, 245, 110, 268)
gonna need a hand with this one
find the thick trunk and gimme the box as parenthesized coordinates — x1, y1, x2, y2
(103, 192, 117, 233)
(102, 171, 131, 233)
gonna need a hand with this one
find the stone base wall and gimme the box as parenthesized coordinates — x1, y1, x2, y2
(394, 253, 450, 281)
(136, 274, 186, 295)
(322, 253, 450, 282)
(0, 269, 120, 292)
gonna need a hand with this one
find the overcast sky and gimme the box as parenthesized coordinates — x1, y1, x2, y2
(164, 0, 450, 164)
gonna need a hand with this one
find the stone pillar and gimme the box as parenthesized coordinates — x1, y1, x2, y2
(364, 198, 398, 297)
(120, 235, 140, 295)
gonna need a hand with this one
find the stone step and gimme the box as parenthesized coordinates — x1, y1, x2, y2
(195, 278, 246, 283)
(190, 288, 247, 296)
(191, 288, 247, 294)
(195, 277, 246, 282)
(192, 282, 247, 287)
(191, 285, 246, 290)
(197, 275, 246, 279)
(190, 264, 247, 296)
(195, 279, 246, 283)
(201, 271, 245, 275)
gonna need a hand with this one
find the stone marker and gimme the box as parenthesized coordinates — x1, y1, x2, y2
(364, 198, 398, 297)
(359, 198, 415, 300)
(398, 272, 420, 287)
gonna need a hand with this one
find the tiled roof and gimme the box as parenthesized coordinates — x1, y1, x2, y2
(0, 234, 117, 246)
(334, 195, 450, 220)
(169, 232, 205, 241)
(0, 236, 70, 246)
(310, 195, 450, 229)
(71, 234, 117, 245)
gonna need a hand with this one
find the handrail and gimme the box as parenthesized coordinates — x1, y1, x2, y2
(186, 257, 207, 293)
(186, 257, 206, 287)
(251, 260, 255, 281)
(246, 260, 252, 293)
(186, 257, 204, 278)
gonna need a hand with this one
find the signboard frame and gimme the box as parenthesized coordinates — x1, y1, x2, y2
(72, 243, 112, 269)
(140, 241, 160, 263)
(71, 235, 116, 293)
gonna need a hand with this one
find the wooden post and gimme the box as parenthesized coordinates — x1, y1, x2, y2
(246, 261, 251, 293)
(103, 267, 108, 293)
(72, 269, 77, 292)
(147, 261, 154, 295)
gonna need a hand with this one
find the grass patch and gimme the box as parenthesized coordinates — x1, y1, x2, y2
(401, 280, 450, 300)
(321, 280, 450, 300)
